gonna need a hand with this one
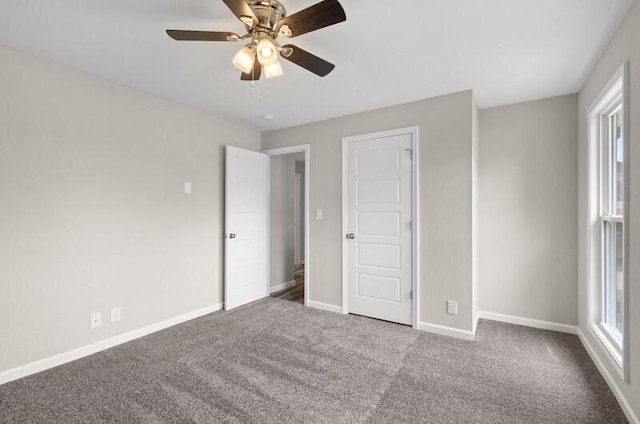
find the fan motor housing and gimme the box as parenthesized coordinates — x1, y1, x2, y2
(248, 0, 286, 32)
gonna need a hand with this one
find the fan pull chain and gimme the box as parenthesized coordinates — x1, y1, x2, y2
(259, 74, 265, 101)
(246, 65, 265, 101)
(250, 65, 256, 88)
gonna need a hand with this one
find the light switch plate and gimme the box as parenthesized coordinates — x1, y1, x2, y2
(90, 312, 102, 329)
(184, 182, 192, 194)
(316, 209, 323, 220)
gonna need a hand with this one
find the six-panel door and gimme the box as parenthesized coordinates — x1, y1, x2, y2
(346, 134, 413, 325)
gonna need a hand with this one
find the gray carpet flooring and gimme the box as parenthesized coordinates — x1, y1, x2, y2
(0, 298, 627, 423)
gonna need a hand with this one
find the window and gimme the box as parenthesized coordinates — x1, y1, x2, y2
(601, 106, 624, 341)
(587, 65, 628, 378)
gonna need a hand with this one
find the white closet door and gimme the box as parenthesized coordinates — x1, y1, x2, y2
(345, 133, 413, 325)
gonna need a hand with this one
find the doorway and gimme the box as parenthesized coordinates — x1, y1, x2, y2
(342, 127, 419, 327)
(263, 145, 310, 306)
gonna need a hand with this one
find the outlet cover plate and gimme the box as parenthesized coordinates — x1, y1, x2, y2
(111, 307, 121, 322)
(447, 300, 458, 315)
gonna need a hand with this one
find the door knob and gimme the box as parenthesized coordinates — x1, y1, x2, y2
(346, 233, 355, 239)
(228, 233, 237, 239)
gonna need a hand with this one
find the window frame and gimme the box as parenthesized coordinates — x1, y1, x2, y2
(601, 105, 624, 343)
(586, 63, 630, 382)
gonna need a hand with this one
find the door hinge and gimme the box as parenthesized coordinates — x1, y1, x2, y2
(405, 148, 413, 159)
(409, 220, 413, 230)
(410, 290, 413, 300)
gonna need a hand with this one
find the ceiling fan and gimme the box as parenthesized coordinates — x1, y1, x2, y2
(166, 0, 346, 80)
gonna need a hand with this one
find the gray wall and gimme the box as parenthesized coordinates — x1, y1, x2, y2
(269, 152, 304, 288)
(578, 0, 640, 418)
(0, 46, 261, 372)
(263, 91, 476, 331)
(478, 95, 578, 325)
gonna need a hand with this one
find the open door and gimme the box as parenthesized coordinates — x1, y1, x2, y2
(225, 146, 269, 310)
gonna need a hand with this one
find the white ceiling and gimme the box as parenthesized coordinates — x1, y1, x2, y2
(0, 0, 634, 130)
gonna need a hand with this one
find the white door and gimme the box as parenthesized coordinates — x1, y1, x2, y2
(345, 132, 413, 325)
(225, 146, 269, 310)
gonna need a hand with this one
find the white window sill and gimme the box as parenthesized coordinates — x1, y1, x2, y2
(589, 323, 623, 373)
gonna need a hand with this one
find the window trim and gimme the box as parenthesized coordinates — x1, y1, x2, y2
(586, 62, 630, 382)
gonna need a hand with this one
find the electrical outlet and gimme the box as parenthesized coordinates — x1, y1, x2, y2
(447, 300, 458, 315)
(111, 307, 121, 323)
(316, 209, 324, 220)
(90, 312, 102, 329)
(184, 182, 192, 194)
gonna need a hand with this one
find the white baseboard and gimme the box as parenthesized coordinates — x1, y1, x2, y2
(307, 300, 342, 314)
(578, 328, 639, 424)
(0, 303, 223, 386)
(270, 280, 296, 293)
(477, 311, 578, 335)
(417, 321, 476, 341)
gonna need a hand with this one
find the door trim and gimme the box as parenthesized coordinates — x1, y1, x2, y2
(262, 144, 311, 307)
(293, 172, 301, 264)
(341, 126, 419, 329)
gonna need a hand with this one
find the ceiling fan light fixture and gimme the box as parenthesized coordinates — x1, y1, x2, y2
(256, 38, 279, 65)
(232, 45, 256, 74)
(264, 60, 284, 79)
(166, 0, 347, 80)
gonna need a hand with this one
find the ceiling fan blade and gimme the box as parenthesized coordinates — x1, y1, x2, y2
(166, 30, 239, 41)
(278, 0, 346, 38)
(240, 61, 262, 81)
(222, 0, 258, 26)
(281, 44, 335, 77)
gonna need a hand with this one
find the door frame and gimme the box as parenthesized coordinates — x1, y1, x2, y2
(341, 126, 419, 329)
(262, 144, 311, 307)
(293, 172, 302, 265)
